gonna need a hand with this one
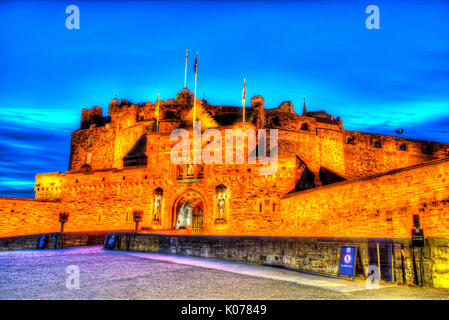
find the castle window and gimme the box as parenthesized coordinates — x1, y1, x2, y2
(137, 112, 145, 122)
(176, 164, 204, 181)
(422, 146, 431, 154)
(197, 165, 204, 179)
(165, 111, 176, 119)
(86, 153, 92, 165)
(300, 123, 309, 131)
(88, 135, 94, 148)
(177, 165, 184, 179)
(186, 164, 195, 178)
(373, 141, 381, 148)
(399, 144, 407, 151)
(347, 137, 354, 145)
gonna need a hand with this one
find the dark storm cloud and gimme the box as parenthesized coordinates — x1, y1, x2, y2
(0, 114, 72, 197)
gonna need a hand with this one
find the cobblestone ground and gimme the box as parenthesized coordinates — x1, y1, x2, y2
(0, 247, 448, 300)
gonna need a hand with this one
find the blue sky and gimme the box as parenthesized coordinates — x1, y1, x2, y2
(0, 0, 448, 198)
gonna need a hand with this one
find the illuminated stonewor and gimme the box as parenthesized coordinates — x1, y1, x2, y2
(0, 87, 449, 240)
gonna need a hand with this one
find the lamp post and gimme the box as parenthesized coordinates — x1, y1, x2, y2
(133, 210, 143, 233)
(59, 212, 69, 233)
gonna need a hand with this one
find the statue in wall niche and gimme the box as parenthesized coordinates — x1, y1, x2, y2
(153, 195, 161, 221)
(215, 185, 227, 223)
(153, 188, 163, 222)
(217, 193, 225, 220)
(186, 164, 194, 177)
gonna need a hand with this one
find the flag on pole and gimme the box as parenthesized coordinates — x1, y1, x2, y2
(242, 78, 246, 106)
(242, 78, 246, 122)
(156, 92, 160, 132)
(155, 94, 160, 114)
(184, 49, 188, 88)
(193, 51, 198, 123)
(194, 52, 198, 73)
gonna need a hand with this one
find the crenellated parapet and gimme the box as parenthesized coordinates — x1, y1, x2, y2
(80, 106, 110, 129)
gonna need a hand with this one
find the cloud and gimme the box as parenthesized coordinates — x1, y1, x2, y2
(0, 110, 72, 198)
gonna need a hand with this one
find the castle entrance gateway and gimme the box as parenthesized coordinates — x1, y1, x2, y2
(172, 190, 205, 234)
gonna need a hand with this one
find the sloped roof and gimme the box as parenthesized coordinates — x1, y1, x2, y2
(124, 134, 147, 158)
(213, 109, 257, 126)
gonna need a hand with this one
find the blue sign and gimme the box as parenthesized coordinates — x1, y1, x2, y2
(37, 235, 47, 249)
(337, 245, 357, 279)
(105, 235, 117, 248)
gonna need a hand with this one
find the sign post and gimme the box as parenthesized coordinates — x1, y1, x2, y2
(411, 228, 425, 247)
(411, 214, 425, 286)
(104, 234, 117, 249)
(337, 245, 358, 280)
(37, 235, 47, 249)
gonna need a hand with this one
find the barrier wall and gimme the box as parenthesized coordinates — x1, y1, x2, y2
(1, 159, 448, 239)
(0, 231, 108, 251)
(0, 197, 62, 237)
(104, 232, 449, 288)
(280, 158, 449, 238)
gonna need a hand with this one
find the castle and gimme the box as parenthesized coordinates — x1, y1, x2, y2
(1, 87, 449, 240)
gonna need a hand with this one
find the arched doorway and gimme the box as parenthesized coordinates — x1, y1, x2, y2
(172, 190, 205, 234)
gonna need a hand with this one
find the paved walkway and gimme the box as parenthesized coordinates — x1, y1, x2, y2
(2, 246, 448, 299)
(109, 249, 384, 293)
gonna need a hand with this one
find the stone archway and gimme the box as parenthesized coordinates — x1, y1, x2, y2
(172, 189, 206, 233)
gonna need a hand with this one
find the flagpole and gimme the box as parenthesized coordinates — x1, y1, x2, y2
(184, 49, 188, 88)
(156, 92, 160, 132)
(242, 77, 246, 123)
(193, 51, 198, 124)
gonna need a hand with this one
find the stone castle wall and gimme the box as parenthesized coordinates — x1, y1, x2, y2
(2, 158, 448, 239)
(69, 124, 116, 171)
(31, 160, 296, 237)
(2, 93, 449, 253)
(280, 158, 449, 239)
(343, 130, 449, 179)
(0, 197, 62, 237)
(68, 103, 449, 182)
(28, 124, 297, 237)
